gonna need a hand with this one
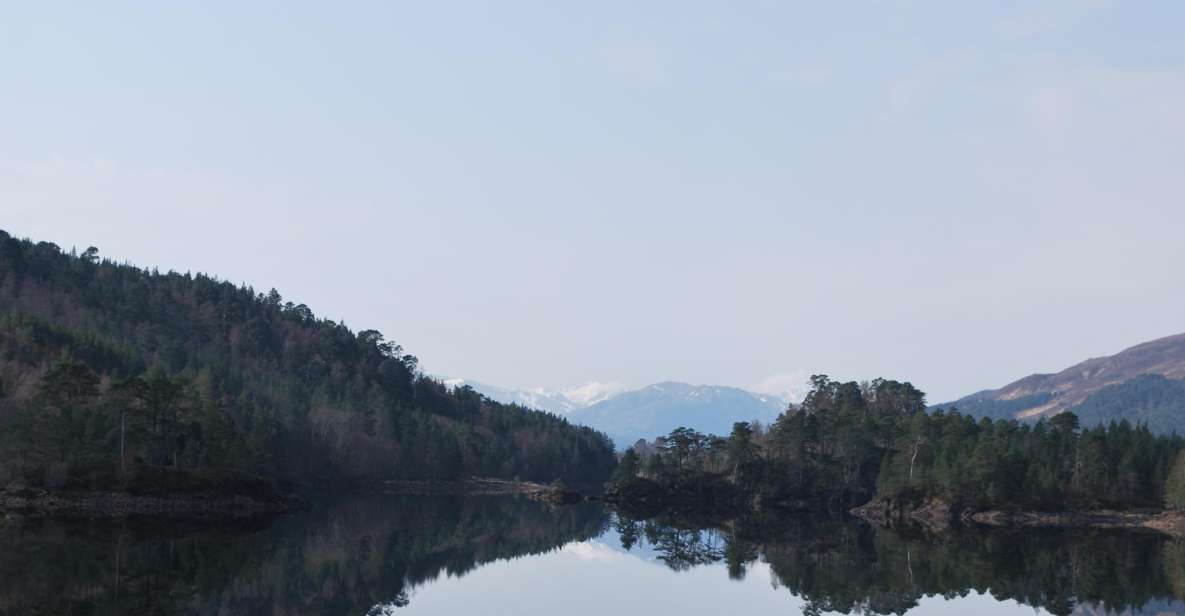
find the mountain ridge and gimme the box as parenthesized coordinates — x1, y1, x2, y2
(438, 378, 625, 414)
(443, 378, 793, 448)
(941, 332, 1185, 431)
(570, 381, 788, 448)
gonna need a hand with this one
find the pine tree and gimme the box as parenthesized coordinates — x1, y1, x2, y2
(611, 448, 640, 485)
(1165, 449, 1185, 510)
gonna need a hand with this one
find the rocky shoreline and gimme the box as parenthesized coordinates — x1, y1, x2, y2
(851, 498, 1185, 536)
(375, 478, 555, 495)
(0, 488, 305, 518)
(969, 509, 1185, 534)
(0, 478, 595, 519)
(373, 478, 589, 504)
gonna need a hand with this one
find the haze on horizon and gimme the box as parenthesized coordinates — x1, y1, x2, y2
(4, 2, 1184, 402)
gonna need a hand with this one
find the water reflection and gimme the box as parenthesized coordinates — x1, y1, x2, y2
(612, 510, 1185, 615)
(1, 497, 1184, 615)
(0, 495, 607, 615)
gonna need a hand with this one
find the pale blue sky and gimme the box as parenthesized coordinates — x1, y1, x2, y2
(4, 1, 1184, 401)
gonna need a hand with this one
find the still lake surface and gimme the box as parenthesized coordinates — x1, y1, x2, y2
(2, 495, 1184, 615)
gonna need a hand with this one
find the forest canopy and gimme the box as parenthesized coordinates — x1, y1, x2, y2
(612, 375, 1185, 513)
(0, 230, 616, 494)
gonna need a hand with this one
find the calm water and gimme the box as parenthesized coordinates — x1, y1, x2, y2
(2, 495, 1184, 615)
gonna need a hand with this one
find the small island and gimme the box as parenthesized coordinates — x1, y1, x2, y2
(604, 375, 1185, 535)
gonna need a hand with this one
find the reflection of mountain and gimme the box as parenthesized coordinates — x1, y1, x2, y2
(610, 511, 1185, 616)
(0, 495, 608, 615)
(596, 527, 666, 565)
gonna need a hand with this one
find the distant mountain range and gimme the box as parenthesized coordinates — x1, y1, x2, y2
(572, 382, 788, 448)
(452, 331, 1185, 444)
(939, 332, 1185, 433)
(441, 378, 791, 447)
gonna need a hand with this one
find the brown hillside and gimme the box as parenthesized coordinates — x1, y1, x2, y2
(980, 333, 1185, 419)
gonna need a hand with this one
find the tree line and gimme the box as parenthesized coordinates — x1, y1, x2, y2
(611, 374, 1185, 513)
(0, 230, 617, 494)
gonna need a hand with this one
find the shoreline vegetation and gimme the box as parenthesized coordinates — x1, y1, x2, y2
(601, 374, 1185, 536)
(0, 477, 586, 517)
(0, 479, 581, 517)
(0, 487, 303, 518)
(374, 477, 586, 504)
(850, 497, 1185, 535)
(601, 479, 1185, 536)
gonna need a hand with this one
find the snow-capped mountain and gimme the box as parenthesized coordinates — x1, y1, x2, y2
(439, 377, 798, 448)
(439, 378, 625, 414)
(569, 382, 789, 448)
(561, 381, 626, 408)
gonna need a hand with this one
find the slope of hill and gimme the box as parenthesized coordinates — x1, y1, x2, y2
(939, 333, 1185, 431)
(0, 230, 616, 495)
(568, 382, 787, 448)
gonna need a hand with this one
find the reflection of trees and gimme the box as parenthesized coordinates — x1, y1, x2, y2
(0, 495, 608, 615)
(616, 517, 641, 550)
(613, 511, 1185, 615)
(616, 515, 734, 571)
(646, 525, 725, 571)
(365, 593, 409, 615)
(723, 539, 758, 581)
(1165, 540, 1185, 600)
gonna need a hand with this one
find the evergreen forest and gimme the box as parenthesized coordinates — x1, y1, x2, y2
(0, 230, 617, 495)
(610, 375, 1185, 514)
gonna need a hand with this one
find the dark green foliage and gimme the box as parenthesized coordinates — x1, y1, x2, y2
(0, 230, 616, 492)
(1166, 449, 1185, 510)
(615, 374, 1184, 513)
(616, 377, 934, 510)
(610, 448, 641, 485)
(726, 421, 759, 487)
(876, 409, 1180, 511)
(1071, 374, 1185, 435)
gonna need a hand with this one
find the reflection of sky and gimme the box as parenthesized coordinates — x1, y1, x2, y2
(398, 531, 1053, 615)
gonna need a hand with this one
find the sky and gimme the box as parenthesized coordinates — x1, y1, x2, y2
(3, 1, 1184, 402)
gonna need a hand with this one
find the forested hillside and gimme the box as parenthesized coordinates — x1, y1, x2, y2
(0, 230, 616, 494)
(1063, 374, 1185, 436)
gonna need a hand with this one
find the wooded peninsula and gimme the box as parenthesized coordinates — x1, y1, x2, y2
(606, 375, 1185, 528)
